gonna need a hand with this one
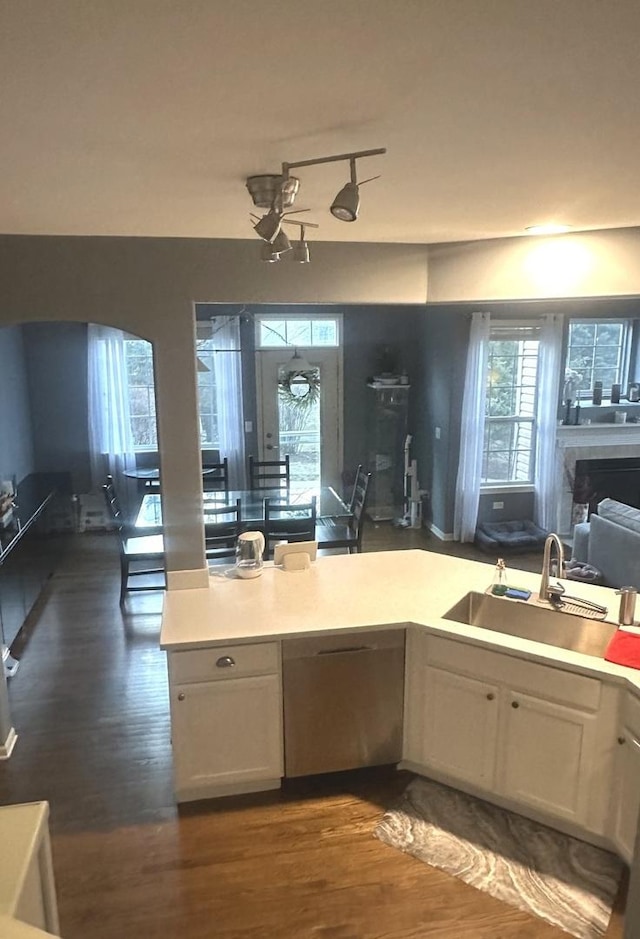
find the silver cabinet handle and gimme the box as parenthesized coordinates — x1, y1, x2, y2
(216, 655, 236, 668)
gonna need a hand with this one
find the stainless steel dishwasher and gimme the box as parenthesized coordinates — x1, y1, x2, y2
(282, 630, 405, 777)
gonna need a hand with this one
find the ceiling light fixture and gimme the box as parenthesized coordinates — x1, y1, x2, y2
(252, 215, 318, 264)
(286, 347, 314, 374)
(291, 224, 310, 264)
(270, 229, 292, 255)
(253, 207, 283, 243)
(330, 157, 381, 222)
(246, 147, 386, 240)
(260, 242, 279, 263)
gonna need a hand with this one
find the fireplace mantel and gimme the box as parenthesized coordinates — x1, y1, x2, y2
(557, 424, 640, 448)
(555, 424, 640, 534)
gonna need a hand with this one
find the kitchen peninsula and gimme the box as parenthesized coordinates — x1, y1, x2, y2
(161, 549, 640, 870)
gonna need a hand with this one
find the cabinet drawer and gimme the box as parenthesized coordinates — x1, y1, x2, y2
(169, 642, 280, 684)
(425, 635, 601, 711)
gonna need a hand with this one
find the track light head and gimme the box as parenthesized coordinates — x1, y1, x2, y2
(271, 229, 292, 255)
(291, 224, 310, 263)
(292, 241, 310, 263)
(260, 242, 280, 263)
(330, 181, 360, 222)
(253, 208, 282, 243)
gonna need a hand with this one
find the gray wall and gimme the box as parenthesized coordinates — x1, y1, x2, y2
(0, 325, 34, 484)
(3, 234, 640, 572)
(6, 305, 430, 502)
(24, 321, 92, 493)
(0, 235, 430, 583)
(410, 307, 468, 535)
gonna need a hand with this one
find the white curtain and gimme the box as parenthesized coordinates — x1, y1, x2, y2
(87, 324, 137, 517)
(534, 313, 563, 531)
(213, 316, 246, 489)
(454, 312, 490, 542)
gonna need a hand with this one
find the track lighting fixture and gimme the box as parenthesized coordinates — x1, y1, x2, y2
(253, 207, 282, 243)
(291, 224, 310, 263)
(246, 147, 386, 240)
(260, 242, 279, 263)
(329, 157, 381, 222)
(270, 229, 291, 255)
(252, 215, 318, 264)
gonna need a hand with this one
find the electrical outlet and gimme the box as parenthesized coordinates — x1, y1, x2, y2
(435, 426, 441, 439)
(244, 421, 253, 433)
(493, 501, 504, 510)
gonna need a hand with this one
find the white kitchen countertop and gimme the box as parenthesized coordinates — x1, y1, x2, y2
(0, 802, 57, 939)
(161, 549, 640, 693)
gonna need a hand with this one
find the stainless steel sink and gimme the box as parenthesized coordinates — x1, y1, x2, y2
(442, 591, 617, 658)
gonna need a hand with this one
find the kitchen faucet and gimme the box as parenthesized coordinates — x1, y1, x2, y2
(539, 533, 565, 603)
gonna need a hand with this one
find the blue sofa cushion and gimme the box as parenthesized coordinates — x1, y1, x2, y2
(597, 498, 640, 534)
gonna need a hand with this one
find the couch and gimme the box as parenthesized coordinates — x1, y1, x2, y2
(572, 498, 640, 589)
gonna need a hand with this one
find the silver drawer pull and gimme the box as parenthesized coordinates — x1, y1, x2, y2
(216, 655, 236, 668)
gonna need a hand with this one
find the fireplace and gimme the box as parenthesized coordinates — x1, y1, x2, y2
(555, 424, 640, 534)
(574, 457, 640, 517)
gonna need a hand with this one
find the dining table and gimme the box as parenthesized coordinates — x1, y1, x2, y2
(123, 466, 223, 495)
(134, 485, 351, 531)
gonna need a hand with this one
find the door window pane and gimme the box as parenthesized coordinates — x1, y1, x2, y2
(278, 366, 321, 485)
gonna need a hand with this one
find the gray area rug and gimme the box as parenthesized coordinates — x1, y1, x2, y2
(374, 776, 623, 939)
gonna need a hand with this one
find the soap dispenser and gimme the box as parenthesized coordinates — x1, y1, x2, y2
(491, 558, 508, 596)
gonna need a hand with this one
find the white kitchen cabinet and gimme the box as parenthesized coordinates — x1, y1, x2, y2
(498, 689, 597, 825)
(410, 662, 499, 787)
(404, 633, 607, 836)
(168, 642, 283, 801)
(611, 691, 640, 863)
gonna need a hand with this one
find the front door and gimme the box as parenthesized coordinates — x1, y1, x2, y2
(256, 348, 342, 489)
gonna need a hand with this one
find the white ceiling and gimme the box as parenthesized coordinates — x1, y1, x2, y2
(2, 0, 640, 246)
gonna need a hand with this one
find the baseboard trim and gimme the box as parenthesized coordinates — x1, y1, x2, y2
(175, 776, 281, 803)
(425, 521, 454, 542)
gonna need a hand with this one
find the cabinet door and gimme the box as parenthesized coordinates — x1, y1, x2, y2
(415, 663, 499, 787)
(171, 674, 283, 798)
(611, 731, 640, 863)
(0, 544, 26, 649)
(499, 690, 595, 825)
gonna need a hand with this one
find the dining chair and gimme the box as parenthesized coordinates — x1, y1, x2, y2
(102, 476, 165, 605)
(248, 454, 291, 490)
(202, 457, 229, 493)
(204, 499, 242, 564)
(316, 472, 371, 554)
(263, 495, 316, 559)
(348, 464, 366, 512)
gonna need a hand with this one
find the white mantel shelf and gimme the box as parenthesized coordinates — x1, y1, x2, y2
(557, 423, 640, 447)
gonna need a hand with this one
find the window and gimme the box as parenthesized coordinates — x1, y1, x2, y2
(482, 325, 540, 486)
(123, 335, 218, 450)
(124, 339, 157, 448)
(565, 319, 632, 398)
(256, 315, 339, 349)
(195, 326, 219, 447)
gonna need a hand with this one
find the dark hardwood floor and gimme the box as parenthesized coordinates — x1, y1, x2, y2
(0, 526, 626, 938)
